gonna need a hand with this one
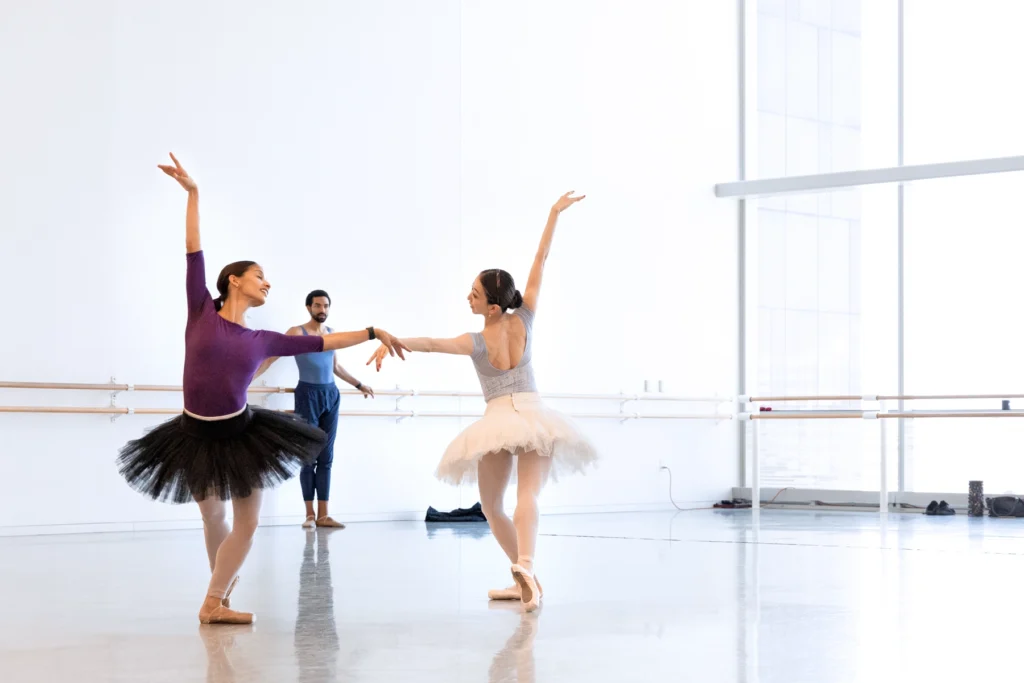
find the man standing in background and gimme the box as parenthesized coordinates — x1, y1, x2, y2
(255, 289, 374, 529)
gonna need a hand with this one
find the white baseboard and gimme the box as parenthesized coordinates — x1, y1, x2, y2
(0, 522, 139, 537)
(731, 487, 979, 511)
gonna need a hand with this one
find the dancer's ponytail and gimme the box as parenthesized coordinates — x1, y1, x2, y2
(215, 260, 257, 312)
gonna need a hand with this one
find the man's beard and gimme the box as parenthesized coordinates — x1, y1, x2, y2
(314, 313, 328, 322)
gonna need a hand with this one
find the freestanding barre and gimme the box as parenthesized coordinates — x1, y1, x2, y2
(879, 400, 888, 515)
(745, 393, 1024, 403)
(743, 405, 1024, 514)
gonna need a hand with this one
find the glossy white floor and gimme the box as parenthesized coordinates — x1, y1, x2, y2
(2, 509, 1021, 682)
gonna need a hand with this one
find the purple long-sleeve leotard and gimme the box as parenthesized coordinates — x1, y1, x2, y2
(183, 251, 323, 416)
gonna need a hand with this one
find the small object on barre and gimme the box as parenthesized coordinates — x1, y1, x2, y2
(759, 406, 772, 412)
(1002, 400, 1011, 411)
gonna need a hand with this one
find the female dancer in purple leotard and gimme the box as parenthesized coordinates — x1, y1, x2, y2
(118, 154, 409, 625)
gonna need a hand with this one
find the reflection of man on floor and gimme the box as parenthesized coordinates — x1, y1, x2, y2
(295, 531, 339, 683)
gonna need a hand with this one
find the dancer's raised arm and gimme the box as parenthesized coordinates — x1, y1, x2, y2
(158, 153, 200, 253)
(522, 191, 585, 312)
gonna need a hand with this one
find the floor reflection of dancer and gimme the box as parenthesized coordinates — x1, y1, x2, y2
(368, 192, 598, 611)
(117, 155, 407, 625)
(295, 531, 340, 683)
(199, 624, 253, 683)
(488, 611, 539, 683)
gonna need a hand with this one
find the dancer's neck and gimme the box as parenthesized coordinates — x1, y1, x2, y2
(217, 300, 249, 327)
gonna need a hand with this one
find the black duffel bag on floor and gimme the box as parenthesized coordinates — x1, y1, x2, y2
(987, 496, 1024, 518)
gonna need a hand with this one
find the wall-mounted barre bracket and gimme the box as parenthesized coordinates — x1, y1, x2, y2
(394, 385, 410, 408)
(109, 377, 135, 407)
(110, 407, 134, 424)
(619, 393, 640, 411)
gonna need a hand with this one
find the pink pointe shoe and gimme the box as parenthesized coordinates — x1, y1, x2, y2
(199, 593, 255, 625)
(510, 564, 542, 612)
(488, 575, 544, 601)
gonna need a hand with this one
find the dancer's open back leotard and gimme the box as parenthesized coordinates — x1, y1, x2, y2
(469, 306, 538, 402)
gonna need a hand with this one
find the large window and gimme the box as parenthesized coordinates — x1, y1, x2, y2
(905, 0, 1024, 163)
(741, 0, 1024, 495)
(755, 0, 896, 182)
(754, 186, 897, 490)
(903, 174, 1024, 492)
(754, 0, 897, 489)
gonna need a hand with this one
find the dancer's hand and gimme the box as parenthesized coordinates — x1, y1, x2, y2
(357, 383, 375, 398)
(158, 153, 197, 192)
(551, 190, 585, 214)
(372, 329, 409, 361)
(366, 344, 390, 372)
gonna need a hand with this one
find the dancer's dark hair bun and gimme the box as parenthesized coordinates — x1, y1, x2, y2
(478, 269, 520, 312)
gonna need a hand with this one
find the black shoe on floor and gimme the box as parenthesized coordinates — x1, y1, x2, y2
(936, 501, 956, 516)
(925, 500, 939, 515)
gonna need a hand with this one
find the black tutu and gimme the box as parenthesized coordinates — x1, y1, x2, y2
(118, 406, 327, 504)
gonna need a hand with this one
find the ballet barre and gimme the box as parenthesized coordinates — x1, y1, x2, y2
(0, 380, 727, 404)
(743, 393, 1024, 403)
(0, 405, 732, 421)
(740, 407, 1024, 516)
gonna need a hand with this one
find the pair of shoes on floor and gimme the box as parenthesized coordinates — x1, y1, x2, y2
(925, 500, 955, 516)
(714, 499, 752, 509)
(489, 569, 544, 612)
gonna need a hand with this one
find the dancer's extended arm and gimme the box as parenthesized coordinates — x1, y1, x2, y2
(158, 153, 200, 253)
(522, 191, 585, 312)
(365, 335, 473, 371)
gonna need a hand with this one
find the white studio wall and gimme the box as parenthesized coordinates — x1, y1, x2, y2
(0, 0, 740, 534)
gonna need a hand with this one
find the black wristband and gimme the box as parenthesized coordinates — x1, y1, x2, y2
(355, 382, 363, 390)
(367, 327, 376, 340)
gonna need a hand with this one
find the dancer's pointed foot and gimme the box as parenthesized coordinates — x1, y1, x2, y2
(511, 564, 542, 612)
(488, 576, 543, 601)
(199, 595, 255, 625)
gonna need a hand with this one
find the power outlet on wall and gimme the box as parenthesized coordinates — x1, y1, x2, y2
(643, 379, 665, 393)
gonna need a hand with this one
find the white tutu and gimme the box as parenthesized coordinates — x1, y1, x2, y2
(435, 392, 598, 485)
